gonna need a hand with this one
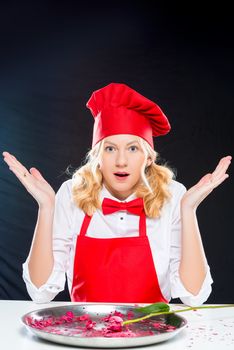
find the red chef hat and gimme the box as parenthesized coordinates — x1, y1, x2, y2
(86, 83, 171, 148)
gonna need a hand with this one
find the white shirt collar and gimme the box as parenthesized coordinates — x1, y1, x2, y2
(100, 183, 137, 202)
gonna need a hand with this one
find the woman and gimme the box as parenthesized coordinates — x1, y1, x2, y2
(2, 83, 231, 306)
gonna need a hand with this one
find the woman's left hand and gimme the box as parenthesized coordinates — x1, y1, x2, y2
(181, 155, 232, 210)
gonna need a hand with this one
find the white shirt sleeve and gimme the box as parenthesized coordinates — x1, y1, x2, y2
(169, 183, 213, 306)
(22, 180, 75, 303)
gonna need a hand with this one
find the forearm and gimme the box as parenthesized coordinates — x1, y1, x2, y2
(28, 203, 55, 288)
(179, 204, 208, 296)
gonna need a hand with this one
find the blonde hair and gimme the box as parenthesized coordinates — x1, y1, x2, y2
(71, 136, 175, 218)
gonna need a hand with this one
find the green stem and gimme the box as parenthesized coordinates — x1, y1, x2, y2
(122, 304, 234, 326)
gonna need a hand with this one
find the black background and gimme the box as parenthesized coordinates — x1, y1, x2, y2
(0, 1, 233, 302)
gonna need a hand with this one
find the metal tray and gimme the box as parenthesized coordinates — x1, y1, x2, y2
(21, 303, 187, 348)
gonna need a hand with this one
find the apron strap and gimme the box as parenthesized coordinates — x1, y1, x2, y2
(79, 214, 92, 237)
(139, 212, 147, 237)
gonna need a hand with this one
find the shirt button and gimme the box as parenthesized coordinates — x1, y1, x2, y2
(120, 217, 124, 220)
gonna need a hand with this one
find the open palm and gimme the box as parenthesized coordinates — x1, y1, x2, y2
(181, 156, 232, 210)
(2, 151, 55, 207)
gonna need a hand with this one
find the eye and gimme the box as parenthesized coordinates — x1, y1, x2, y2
(105, 146, 115, 152)
(129, 145, 138, 152)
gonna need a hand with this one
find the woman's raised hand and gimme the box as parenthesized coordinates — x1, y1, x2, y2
(2, 151, 55, 208)
(181, 155, 232, 210)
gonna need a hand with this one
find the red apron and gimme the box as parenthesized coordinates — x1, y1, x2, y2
(71, 209, 168, 303)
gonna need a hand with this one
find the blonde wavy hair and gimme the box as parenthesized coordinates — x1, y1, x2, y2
(71, 136, 176, 218)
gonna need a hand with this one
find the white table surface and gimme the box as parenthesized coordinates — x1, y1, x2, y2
(0, 301, 234, 349)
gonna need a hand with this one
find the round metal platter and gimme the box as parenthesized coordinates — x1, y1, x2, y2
(21, 303, 187, 348)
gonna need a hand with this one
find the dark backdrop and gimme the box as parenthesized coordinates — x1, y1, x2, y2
(0, 1, 233, 302)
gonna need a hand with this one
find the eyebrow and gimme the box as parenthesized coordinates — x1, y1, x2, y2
(104, 140, 139, 146)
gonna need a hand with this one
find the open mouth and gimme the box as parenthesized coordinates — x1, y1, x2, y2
(114, 173, 129, 177)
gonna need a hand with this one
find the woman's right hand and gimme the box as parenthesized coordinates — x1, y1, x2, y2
(2, 151, 55, 208)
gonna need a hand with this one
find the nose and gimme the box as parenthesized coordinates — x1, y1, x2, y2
(115, 150, 128, 167)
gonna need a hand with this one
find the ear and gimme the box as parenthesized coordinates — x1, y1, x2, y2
(146, 157, 153, 167)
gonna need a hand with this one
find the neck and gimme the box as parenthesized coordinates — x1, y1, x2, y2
(103, 184, 135, 201)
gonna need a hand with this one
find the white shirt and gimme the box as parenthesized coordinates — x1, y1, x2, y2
(22, 178, 213, 306)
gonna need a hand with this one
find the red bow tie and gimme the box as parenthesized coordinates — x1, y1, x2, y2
(102, 197, 144, 216)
